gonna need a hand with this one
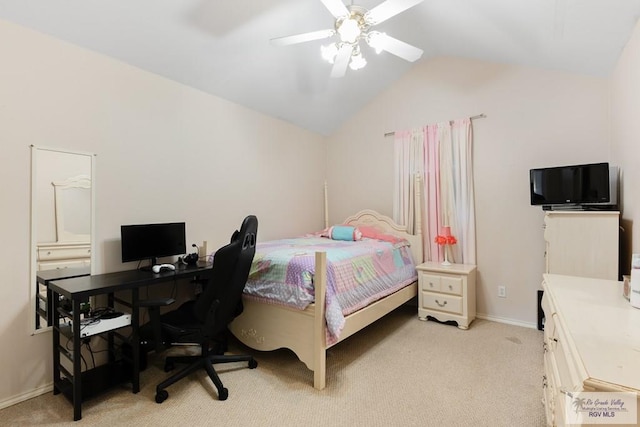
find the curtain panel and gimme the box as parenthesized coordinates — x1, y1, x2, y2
(393, 118, 476, 265)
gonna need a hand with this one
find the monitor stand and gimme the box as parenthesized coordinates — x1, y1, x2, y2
(139, 257, 158, 272)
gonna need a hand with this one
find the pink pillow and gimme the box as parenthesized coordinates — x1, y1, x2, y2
(358, 226, 404, 244)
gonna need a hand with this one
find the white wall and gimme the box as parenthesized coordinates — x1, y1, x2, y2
(0, 19, 325, 407)
(326, 56, 610, 326)
(611, 18, 640, 269)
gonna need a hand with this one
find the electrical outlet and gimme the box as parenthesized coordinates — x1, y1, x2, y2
(498, 286, 506, 298)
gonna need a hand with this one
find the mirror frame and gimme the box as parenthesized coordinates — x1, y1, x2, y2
(30, 145, 96, 334)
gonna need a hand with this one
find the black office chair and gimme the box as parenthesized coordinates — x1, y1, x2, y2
(142, 215, 258, 403)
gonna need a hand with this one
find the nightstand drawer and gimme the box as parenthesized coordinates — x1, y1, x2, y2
(440, 276, 462, 296)
(421, 292, 463, 315)
(420, 273, 441, 292)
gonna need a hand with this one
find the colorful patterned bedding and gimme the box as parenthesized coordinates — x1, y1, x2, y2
(243, 236, 417, 344)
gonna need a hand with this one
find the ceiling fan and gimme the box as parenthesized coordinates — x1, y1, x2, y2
(271, 0, 425, 78)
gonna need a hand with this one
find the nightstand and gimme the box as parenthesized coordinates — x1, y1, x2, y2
(416, 262, 476, 329)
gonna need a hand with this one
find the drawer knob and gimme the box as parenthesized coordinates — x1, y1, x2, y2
(435, 299, 447, 307)
(448, 285, 453, 290)
(429, 282, 434, 287)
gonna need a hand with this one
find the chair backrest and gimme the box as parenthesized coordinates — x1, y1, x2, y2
(193, 215, 258, 338)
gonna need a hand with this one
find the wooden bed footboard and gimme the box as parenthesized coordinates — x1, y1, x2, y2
(229, 252, 418, 390)
(229, 252, 328, 389)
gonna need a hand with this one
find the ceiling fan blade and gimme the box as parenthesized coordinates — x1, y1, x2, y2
(366, 0, 424, 25)
(270, 29, 335, 46)
(368, 33, 423, 62)
(320, 0, 350, 19)
(331, 44, 353, 78)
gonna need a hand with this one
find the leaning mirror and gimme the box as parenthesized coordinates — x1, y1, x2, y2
(30, 146, 95, 332)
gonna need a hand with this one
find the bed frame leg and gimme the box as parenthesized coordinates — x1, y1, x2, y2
(313, 251, 327, 390)
(313, 360, 326, 390)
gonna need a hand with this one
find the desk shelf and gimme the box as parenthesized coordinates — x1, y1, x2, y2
(56, 316, 131, 340)
(53, 306, 134, 420)
(55, 361, 132, 403)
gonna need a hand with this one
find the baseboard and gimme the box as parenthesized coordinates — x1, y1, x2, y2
(476, 313, 538, 330)
(0, 382, 52, 410)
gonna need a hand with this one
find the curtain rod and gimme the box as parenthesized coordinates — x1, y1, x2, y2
(384, 113, 486, 137)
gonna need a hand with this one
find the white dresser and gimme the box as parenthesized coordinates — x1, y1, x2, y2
(35, 241, 91, 328)
(416, 262, 476, 329)
(544, 211, 619, 280)
(37, 242, 91, 271)
(542, 274, 640, 426)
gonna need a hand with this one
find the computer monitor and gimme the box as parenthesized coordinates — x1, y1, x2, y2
(121, 222, 186, 268)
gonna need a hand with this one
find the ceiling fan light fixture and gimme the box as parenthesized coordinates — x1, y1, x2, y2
(337, 17, 361, 43)
(349, 51, 367, 70)
(367, 31, 385, 54)
(271, 0, 425, 78)
(321, 43, 339, 63)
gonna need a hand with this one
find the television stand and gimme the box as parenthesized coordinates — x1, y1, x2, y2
(542, 204, 617, 211)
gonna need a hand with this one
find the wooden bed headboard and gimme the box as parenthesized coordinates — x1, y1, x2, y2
(325, 173, 423, 264)
(343, 209, 423, 264)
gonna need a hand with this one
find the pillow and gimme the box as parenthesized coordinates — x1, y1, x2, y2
(327, 225, 362, 241)
(358, 225, 404, 244)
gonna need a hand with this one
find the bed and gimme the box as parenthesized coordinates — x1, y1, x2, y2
(229, 181, 423, 390)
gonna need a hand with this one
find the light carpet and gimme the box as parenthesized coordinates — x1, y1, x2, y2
(0, 305, 545, 426)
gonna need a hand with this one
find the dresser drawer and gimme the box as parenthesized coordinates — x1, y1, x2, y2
(38, 244, 91, 261)
(552, 317, 583, 393)
(421, 292, 463, 315)
(38, 259, 91, 271)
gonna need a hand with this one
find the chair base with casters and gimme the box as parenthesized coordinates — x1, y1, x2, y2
(155, 340, 257, 403)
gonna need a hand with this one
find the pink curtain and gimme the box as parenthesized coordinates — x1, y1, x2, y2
(393, 118, 476, 265)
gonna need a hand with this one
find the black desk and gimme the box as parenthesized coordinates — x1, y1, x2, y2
(36, 267, 91, 328)
(49, 263, 213, 421)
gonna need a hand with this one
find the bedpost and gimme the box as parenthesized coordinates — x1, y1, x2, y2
(313, 251, 327, 390)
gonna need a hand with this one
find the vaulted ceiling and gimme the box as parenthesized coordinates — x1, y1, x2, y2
(1, 0, 639, 135)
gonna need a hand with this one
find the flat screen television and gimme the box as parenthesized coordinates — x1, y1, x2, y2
(121, 222, 186, 267)
(529, 162, 618, 210)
